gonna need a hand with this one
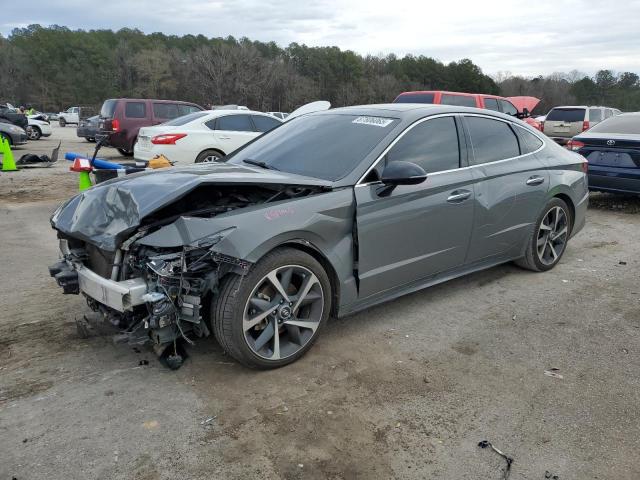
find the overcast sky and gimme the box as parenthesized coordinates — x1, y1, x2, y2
(2, 0, 639, 77)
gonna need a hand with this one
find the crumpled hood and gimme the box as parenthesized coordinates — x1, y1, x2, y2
(506, 96, 540, 113)
(51, 162, 332, 252)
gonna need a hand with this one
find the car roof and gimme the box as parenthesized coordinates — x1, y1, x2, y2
(396, 90, 504, 99)
(201, 109, 279, 118)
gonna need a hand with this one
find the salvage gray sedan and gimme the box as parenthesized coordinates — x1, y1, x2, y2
(49, 104, 588, 369)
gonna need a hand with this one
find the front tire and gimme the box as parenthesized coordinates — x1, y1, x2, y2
(516, 197, 572, 272)
(26, 126, 41, 140)
(212, 248, 331, 369)
(58, 118, 66, 127)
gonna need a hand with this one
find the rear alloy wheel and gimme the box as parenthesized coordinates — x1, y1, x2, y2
(195, 149, 223, 163)
(26, 125, 41, 140)
(516, 198, 571, 272)
(213, 248, 331, 368)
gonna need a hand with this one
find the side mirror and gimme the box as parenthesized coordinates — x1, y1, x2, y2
(380, 161, 427, 186)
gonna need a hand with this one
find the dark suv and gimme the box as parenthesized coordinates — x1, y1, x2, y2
(99, 98, 204, 156)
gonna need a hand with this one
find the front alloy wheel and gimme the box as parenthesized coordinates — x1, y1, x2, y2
(213, 248, 331, 368)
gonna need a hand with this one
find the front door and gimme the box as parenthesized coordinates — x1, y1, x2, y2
(214, 113, 260, 153)
(355, 115, 475, 299)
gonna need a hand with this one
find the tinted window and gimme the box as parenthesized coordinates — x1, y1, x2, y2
(178, 104, 202, 116)
(216, 114, 254, 132)
(441, 94, 477, 107)
(588, 108, 603, 122)
(161, 112, 209, 126)
(394, 93, 436, 104)
(483, 98, 500, 111)
(153, 103, 179, 120)
(125, 102, 146, 119)
(466, 117, 520, 164)
(499, 100, 518, 116)
(515, 127, 544, 154)
(227, 114, 399, 181)
(252, 115, 281, 133)
(100, 99, 117, 118)
(546, 108, 586, 122)
(386, 117, 459, 173)
(588, 115, 640, 134)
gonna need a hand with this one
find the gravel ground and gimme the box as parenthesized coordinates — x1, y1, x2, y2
(0, 125, 639, 480)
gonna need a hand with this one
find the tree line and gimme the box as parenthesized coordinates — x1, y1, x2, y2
(1, 25, 639, 115)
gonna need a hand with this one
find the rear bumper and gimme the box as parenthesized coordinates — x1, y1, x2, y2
(588, 166, 640, 195)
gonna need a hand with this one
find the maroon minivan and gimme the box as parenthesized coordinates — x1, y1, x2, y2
(99, 98, 204, 156)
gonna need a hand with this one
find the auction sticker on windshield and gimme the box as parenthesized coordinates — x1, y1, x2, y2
(352, 116, 394, 127)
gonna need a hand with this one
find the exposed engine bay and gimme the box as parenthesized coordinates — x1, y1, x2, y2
(49, 182, 327, 368)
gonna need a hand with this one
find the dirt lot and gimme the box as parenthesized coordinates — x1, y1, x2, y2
(1, 125, 639, 480)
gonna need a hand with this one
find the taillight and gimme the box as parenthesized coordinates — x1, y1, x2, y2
(566, 139, 585, 151)
(112, 118, 120, 132)
(581, 158, 588, 173)
(582, 121, 590, 131)
(151, 133, 187, 145)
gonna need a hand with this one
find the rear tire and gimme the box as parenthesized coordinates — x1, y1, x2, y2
(516, 197, 572, 272)
(212, 248, 331, 369)
(117, 148, 134, 157)
(195, 149, 223, 163)
(58, 118, 66, 127)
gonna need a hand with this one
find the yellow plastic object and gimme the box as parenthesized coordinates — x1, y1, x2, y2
(148, 154, 172, 169)
(78, 171, 92, 191)
(0, 136, 18, 171)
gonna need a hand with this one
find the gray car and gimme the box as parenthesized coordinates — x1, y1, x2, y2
(0, 120, 28, 146)
(49, 104, 588, 369)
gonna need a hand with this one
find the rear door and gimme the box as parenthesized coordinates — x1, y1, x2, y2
(212, 114, 260, 152)
(544, 108, 586, 139)
(462, 115, 549, 263)
(355, 115, 475, 298)
(483, 98, 501, 112)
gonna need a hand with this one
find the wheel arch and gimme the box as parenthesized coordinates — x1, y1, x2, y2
(551, 192, 576, 231)
(196, 148, 225, 161)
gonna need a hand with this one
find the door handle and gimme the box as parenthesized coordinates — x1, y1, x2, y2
(218, 136, 231, 140)
(526, 176, 545, 186)
(447, 190, 471, 203)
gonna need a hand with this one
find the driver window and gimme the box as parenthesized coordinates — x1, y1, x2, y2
(385, 116, 460, 174)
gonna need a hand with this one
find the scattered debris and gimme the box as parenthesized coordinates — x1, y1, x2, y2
(545, 470, 559, 479)
(478, 440, 513, 480)
(544, 368, 564, 380)
(143, 420, 159, 431)
(622, 348, 629, 354)
(200, 416, 217, 425)
(282, 406, 289, 412)
(561, 279, 569, 283)
(138, 359, 149, 366)
(22, 438, 27, 443)
(512, 314, 517, 321)
(619, 261, 627, 266)
(297, 464, 304, 469)
(423, 376, 430, 383)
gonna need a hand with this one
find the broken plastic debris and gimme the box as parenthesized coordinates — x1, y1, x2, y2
(619, 261, 627, 265)
(545, 471, 559, 479)
(478, 440, 513, 480)
(200, 416, 217, 425)
(561, 279, 569, 283)
(544, 368, 564, 380)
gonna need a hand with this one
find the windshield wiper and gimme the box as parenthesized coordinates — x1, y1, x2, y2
(243, 159, 279, 171)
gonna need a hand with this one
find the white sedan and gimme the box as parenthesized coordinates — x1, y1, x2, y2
(26, 116, 53, 140)
(134, 110, 283, 164)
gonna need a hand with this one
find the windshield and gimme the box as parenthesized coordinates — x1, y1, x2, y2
(227, 114, 399, 181)
(588, 115, 640, 134)
(161, 112, 209, 126)
(546, 108, 585, 122)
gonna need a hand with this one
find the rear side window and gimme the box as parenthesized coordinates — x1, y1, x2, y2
(394, 93, 435, 104)
(153, 103, 179, 120)
(483, 98, 500, 111)
(252, 115, 281, 133)
(604, 109, 613, 119)
(100, 100, 117, 118)
(546, 108, 586, 122)
(588, 109, 603, 122)
(499, 100, 518, 116)
(125, 102, 146, 119)
(466, 117, 520, 164)
(515, 127, 544, 154)
(215, 114, 254, 132)
(386, 116, 460, 174)
(441, 94, 477, 107)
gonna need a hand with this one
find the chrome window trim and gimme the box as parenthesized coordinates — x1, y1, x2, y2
(356, 112, 546, 187)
